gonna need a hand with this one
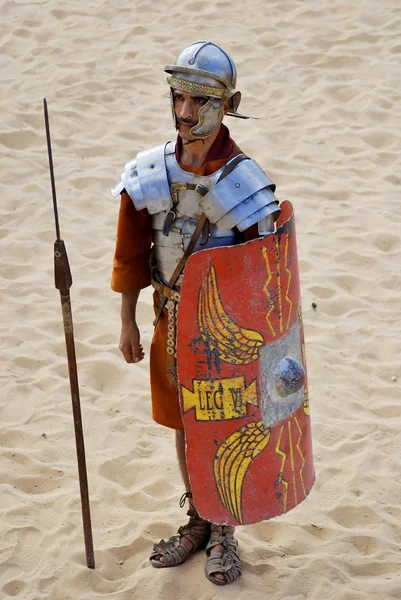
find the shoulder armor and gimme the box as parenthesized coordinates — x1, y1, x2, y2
(111, 143, 174, 214)
(199, 157, 279, 232)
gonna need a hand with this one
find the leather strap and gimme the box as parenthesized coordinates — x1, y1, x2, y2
(163, 183, 198, 236)
(153, 153, 250, 329)
(153, 213, 207, 328)
(151, 277, 181, 303)
(155, 152, 252, 388)
(215, 153, 249, 184)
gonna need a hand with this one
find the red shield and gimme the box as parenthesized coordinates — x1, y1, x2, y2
(177, 201, 314, 525)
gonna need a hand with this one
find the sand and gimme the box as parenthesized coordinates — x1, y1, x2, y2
(1, 0, 401, 598)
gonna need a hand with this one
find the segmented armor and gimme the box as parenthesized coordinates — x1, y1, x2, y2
(112, 142, 280, 282)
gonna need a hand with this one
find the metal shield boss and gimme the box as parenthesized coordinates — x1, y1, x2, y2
(176, 201, 314, 525)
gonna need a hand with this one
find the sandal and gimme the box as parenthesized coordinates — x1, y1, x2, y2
(150, 493, 211, 568)
(205, 524, 242, 586)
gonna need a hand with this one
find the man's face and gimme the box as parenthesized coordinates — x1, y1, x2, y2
(172, 89, 209, 140)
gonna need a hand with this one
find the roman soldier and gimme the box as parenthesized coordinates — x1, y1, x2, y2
(111, 40, 314, 586)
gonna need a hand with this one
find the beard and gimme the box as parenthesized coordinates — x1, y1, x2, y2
(177, 121, 196, 140)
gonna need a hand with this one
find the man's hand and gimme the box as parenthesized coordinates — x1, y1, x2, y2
(119, 320, 144, 363)
(119, 290, 144, 363)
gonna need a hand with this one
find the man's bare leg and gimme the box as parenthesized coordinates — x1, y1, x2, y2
(152, 430, 208, 566)
(175, 430, 191, 492)
(175, 430, 230, 581)
(152, 430, 234, 579)
(174, 430, 208, 552)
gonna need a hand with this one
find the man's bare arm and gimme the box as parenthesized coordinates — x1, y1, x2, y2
(119, 291, 145, 364)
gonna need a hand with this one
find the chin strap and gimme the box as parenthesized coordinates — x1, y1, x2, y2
(182, 138, 205, 146)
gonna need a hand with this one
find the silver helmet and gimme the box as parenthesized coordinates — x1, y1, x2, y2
(164, 41, 244, 139)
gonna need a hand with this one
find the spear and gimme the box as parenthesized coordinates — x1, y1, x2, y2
(43, 98, 95, 569)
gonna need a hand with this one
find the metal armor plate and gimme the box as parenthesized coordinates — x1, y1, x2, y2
(112, 146, 279, 233)
(199, 157, 278, 231)
(176, 200, 314, 525)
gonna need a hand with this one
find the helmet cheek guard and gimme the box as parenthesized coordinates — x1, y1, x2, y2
(169, 88, 225, 140)
(190, 98, 224, 139)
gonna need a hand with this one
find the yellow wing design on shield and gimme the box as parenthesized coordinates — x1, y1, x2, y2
(213, 421, 271, 524)
(198, 266, 264, 365)
(198, 266, 269, 522)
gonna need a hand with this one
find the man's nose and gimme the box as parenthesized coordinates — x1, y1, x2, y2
(179, 99, 194, 121)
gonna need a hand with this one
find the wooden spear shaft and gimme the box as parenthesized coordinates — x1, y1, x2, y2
(43, 98, 95, 569)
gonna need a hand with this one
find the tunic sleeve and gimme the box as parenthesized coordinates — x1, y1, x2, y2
(111, 192, 152, 293)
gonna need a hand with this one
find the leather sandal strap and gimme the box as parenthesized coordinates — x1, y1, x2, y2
(205, 524, 242, 585)
(206, 525, 236, 553)
(151, 535, 190, 566)
(178, 522, 209, 548)
(150, 510, 211, 567)
(205, 539, 242, 585)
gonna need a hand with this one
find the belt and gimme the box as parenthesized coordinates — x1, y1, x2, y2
(151, 276, 181, 303)
(151, 272, 180, 389)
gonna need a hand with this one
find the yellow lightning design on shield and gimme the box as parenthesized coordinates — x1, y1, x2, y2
(288, 418, 297, 505)
(275, 417, 308, 513)
(284, 232, 293, 331)
(294, 416, 307, 498)
(275, 237, 283, 333)
(261, 246, 277, 338)
(275, 424, 288, 513)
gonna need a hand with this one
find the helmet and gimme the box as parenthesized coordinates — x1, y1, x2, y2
(164, 41, 244, 139)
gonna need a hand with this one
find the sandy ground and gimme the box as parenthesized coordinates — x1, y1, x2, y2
(1, 0, 401, 598)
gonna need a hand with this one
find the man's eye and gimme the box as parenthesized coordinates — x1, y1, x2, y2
(195, 97, 208, 105)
